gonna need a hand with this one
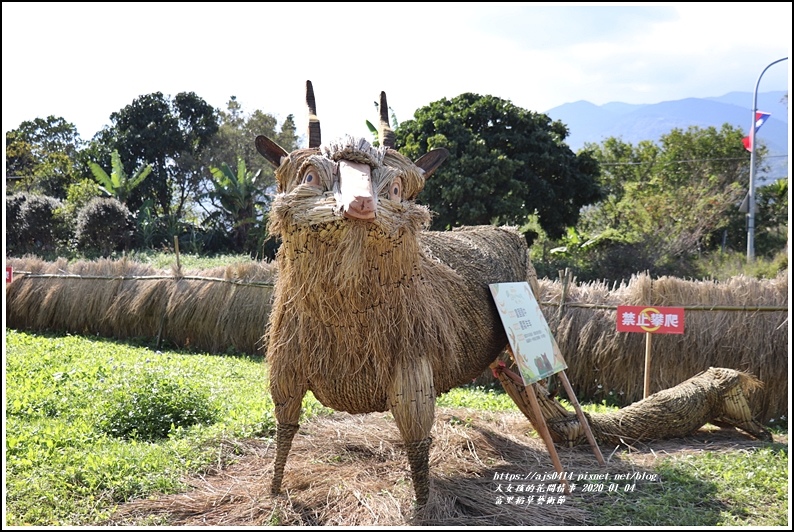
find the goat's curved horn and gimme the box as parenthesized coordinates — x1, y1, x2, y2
(378, 91, 396, 149)
(306, 80, 321, 148)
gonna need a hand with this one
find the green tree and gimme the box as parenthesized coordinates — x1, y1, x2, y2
(6, 193, 32, 254)
(74, 197, 135, 257)
(194, 97, 297, 255)
(754, 179, 788, 257)
(5, 116, 83, 197)
(574, 124, 760, 279)
(88, 149, 152, 204)
(57, 179, 104, 229)
(10, 193, 68, 256)
(395, 93, 602, 237)
(5, 131, 36, 181)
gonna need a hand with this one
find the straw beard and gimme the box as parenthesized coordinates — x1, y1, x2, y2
(267, 189, 462, 413)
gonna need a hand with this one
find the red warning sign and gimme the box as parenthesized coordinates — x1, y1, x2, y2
(616, 305, 685, 334)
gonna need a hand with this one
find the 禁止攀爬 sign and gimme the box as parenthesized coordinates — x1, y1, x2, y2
(616, 305, 685, 334)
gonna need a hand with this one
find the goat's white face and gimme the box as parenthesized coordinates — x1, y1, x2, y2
(337, 160, 376, 220)
(288, 136, 404, 221)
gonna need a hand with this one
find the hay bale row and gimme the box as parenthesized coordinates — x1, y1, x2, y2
(5, 258, 787, 420)
(534, 271, 788, 422)
(5, 257, 276, 355)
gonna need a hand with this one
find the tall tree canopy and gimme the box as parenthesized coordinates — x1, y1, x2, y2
(101, 91, 219, 218)
(395, 93, 601, 237)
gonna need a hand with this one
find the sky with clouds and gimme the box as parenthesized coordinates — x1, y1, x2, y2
(2, 2, 791, 145)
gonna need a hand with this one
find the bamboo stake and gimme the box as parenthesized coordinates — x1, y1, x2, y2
(174, 236, 182, 277)
(490, 360, 571, 494)
(643, 332, 653, 398)
(557, 268, 570, 323)
(557, 370, 605, 466)
(525, 381, 571, 494)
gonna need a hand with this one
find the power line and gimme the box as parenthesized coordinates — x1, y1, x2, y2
(599, 154, 788, 167)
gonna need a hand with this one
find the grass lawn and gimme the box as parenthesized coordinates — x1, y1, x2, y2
(4, 329, 789, 526)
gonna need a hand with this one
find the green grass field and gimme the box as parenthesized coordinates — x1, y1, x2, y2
(4, 329, 789, 526)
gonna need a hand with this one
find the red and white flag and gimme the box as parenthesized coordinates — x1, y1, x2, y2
(742, 111, 771, 151)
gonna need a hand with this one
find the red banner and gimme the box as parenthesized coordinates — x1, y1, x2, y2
(616, 305, 685, 334)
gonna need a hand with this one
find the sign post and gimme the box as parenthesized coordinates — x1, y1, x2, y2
(490, 282, 605, 481)
(644, 332, 652, 399)
(616, 305, 685, 398)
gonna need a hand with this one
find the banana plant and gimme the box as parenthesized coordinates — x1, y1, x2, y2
(88, 149, 152, 204)
(207, 158, 265, 251)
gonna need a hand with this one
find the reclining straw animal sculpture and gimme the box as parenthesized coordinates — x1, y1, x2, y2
(256, 81, 533, 507)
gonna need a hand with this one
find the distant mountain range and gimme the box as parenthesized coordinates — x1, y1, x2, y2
(545, 90, 789, 185)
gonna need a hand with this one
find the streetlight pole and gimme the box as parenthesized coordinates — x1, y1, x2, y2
(747, 56, 787, 262)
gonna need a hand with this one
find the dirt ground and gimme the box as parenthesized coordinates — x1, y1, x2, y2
(108, 407, 785, 527)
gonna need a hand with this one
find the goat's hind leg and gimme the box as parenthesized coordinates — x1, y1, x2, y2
(388, 357, 436, 507)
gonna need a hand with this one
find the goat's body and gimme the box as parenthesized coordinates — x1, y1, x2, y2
(267, 210, 529, 506)
(420, 227, 531, 391)
(269, 222, 529, 414)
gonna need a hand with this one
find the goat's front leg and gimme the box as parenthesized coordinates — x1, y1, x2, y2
(270, 367, 307, 495)
(388, 357, 436, 507)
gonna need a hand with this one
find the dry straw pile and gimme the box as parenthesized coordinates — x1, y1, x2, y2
(106, 405, 779, 526)
(533, 271, 788, 421)
(108, 408, 595, 526)
(5, 256, 276, 355)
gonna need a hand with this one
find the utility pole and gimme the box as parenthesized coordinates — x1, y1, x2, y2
(747, 57, 788, 262)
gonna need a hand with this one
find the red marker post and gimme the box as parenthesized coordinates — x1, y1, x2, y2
(6, 266, 12, 284)
(617, 305, 685, 398)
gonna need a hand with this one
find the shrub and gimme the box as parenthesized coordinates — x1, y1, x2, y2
(59, 179, 104, 226)
(96, 370, 219, 441)
(10, 193, 67, 256)
(5, 193, 32, 255)
(74, 197, 134, 256)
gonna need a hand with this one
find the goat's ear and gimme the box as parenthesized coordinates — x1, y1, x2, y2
(256, 135, 289, 167)
(414, 148, 449, 179)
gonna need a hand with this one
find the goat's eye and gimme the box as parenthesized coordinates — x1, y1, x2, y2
(388, 177, 402, 201)
(301, 167, 322, 188)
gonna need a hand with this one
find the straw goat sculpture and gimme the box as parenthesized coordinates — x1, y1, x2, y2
(256, 81, 532, 507)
